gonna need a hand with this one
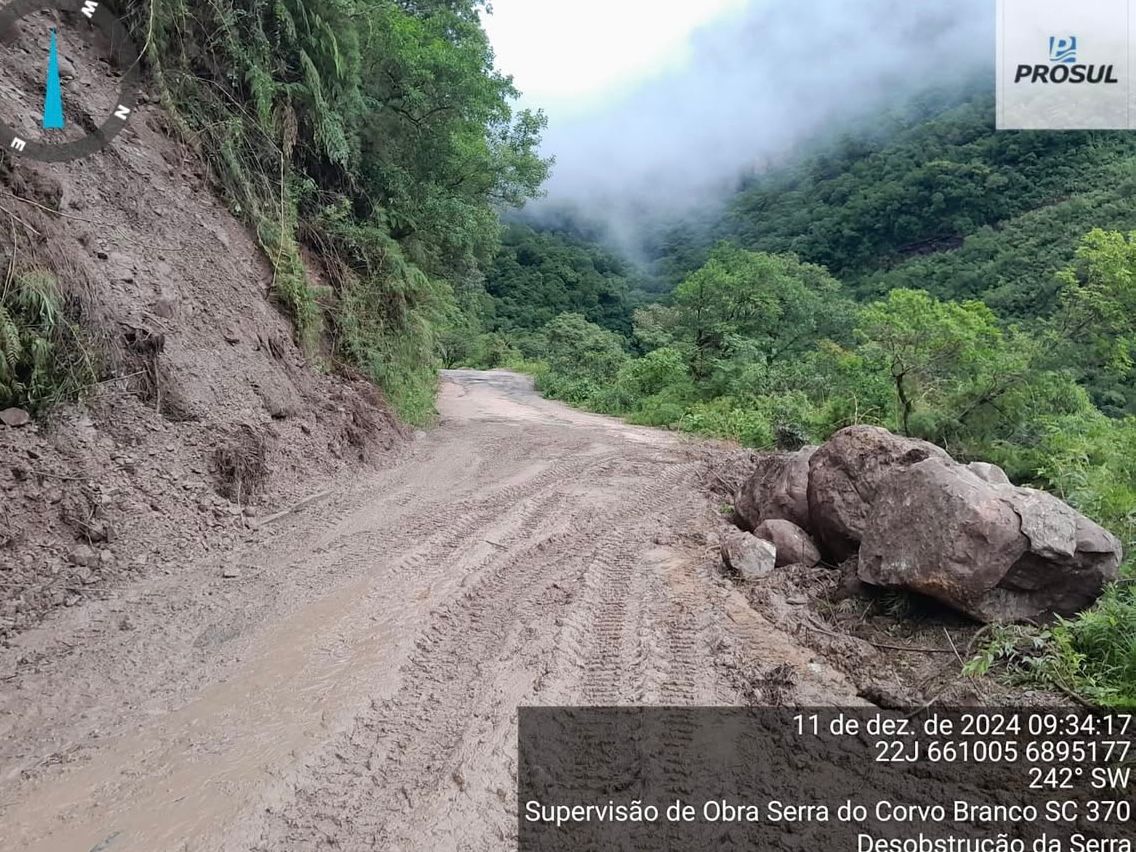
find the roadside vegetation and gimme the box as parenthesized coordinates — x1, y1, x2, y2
(473, 234, 1136, 705)
(123, 0, 550, 423)
(0, 268, 98, 414)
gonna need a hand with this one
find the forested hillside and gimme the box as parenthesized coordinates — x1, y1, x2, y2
(468, 80, 1136, 705)
(730, 98, 1136, 299)
(482, 223, 636, 335)
(653, 77, 1136, 309)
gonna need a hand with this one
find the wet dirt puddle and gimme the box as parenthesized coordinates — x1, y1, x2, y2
(4, 545, 469, 852)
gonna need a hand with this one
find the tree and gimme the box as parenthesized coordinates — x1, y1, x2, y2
(540, 313, 629, 383)
(484, 224, 635, 335)
(631, 304, 683, 353)
(1053, 229, 1136, 413)
(672, 243, 851, 379)
(856, 289, 1012, 437)
(141, 0, 552, 419)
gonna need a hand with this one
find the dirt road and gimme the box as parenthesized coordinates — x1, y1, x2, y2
(0, 370, 856, 851)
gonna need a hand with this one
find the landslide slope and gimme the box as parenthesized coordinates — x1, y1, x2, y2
(0, 16, 404, 637)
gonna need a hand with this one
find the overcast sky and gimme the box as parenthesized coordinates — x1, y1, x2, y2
(483, 0, 992, 256)
(482, 0, 748, 115)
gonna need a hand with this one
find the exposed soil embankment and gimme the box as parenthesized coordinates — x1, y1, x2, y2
(0, 18, 404, 637)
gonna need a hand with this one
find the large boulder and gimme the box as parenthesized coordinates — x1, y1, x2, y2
(858, 458, 1122, 623)
(734, 446, 816, 532)
(754, 519, 822, 568)
(807, 426, 951, 560)
(720, 529, 777, 581)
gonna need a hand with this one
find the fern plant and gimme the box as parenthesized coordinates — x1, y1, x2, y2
(0, 269, 94, 412)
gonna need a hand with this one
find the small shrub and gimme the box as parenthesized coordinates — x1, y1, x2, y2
(678, 399, 775, 448)
(627, 383, 699, 428)
(0, 269, 97, 413)
(627, 402, 682, 428)
(213, 424, 270, 503)
(1045, 587, 1136, 708)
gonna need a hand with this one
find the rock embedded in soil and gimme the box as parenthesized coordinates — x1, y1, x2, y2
(152, 297, 176, 318)
(733, 446, 815, 532)
(753, 519, 821, 568)
(68, 544, 98, 568)
(806, 426, 951, 561)
(858, 457, 1122, 623)
(720, 528, 776, 581)
(0, 408, 31, 427)
(732, 424, 1123, 623)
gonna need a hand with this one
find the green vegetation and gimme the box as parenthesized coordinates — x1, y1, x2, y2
(128, 0, 550, 422)
(0, 268, 96, 413)
(469, 84, 1136, 703)
(716, 83, 1136, 305)
(492, 234, 1135, 704)
(441, 222, 639, 368)
(483, 223, 636, 336)
(72, 3, 1136, 705)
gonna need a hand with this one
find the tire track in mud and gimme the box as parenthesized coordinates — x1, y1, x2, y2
(569, 460, 705, 706)
(256, 454, 710, 850)
(0, 440, 608, 787)
(0, 371, 860, 852)
(258, 512, 584, 849)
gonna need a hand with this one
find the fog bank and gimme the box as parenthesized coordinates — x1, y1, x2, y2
(529, 0, 994, 254)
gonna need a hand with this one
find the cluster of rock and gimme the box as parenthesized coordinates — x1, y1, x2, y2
(725, 426, 1123, 623)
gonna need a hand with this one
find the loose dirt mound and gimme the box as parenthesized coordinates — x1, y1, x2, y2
(0, 20, 405, 636)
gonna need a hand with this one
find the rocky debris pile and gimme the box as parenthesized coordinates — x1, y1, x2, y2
(753, 519, 822, 569)
(729, 426, 1123, 623)
(0, 63, 409, 636)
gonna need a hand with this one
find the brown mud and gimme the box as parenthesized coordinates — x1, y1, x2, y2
(0, 10, 402, 639)
(1, 370, 871, 851)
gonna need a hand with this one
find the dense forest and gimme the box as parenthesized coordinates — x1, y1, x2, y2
(467, 80, 1136, 705)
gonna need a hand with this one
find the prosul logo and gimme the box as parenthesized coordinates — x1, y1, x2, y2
(1014, 36, 1119, 84)
(1049, 36, 1077, 63)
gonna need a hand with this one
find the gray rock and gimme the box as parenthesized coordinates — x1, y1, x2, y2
(68, 544, 98, 568)
(82, 520, 112, 543)
(720, 529, 776, 581)
(256, 382, 301, 420)
(967, 461, 1011, 486)
(153, 297, 176, 319)
(807, 426, 951, 561)
(734, 446, 816, 532)
(754, 519, 822, 568)
(0, 407, 30, 427)
(858, 458, 1122, 623)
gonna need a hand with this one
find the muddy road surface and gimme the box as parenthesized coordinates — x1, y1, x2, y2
(0, 370, 856, 851)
